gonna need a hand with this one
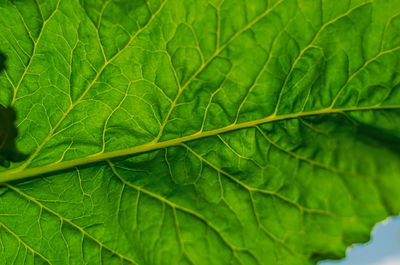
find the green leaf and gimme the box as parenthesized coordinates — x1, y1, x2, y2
(0, 0, 400, 264)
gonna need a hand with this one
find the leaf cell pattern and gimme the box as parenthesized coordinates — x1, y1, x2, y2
(0, 0, 400, 264)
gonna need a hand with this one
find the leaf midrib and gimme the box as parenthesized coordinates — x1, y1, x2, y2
(1, 105, 398, 183)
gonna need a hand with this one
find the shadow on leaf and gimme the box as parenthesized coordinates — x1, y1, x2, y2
(0, 53, 5, 73)
(0, 52, 27, 167)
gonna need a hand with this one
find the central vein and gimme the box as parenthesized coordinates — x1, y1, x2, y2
(0, 105, 398, 183)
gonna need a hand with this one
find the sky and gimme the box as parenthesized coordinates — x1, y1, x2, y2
(319, 216, 400, 265)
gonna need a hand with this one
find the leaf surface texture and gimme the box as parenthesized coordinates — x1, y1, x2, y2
(0, 0, 400, 264)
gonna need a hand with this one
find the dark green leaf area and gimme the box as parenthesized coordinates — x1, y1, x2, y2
(0, 105, 26, 167)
